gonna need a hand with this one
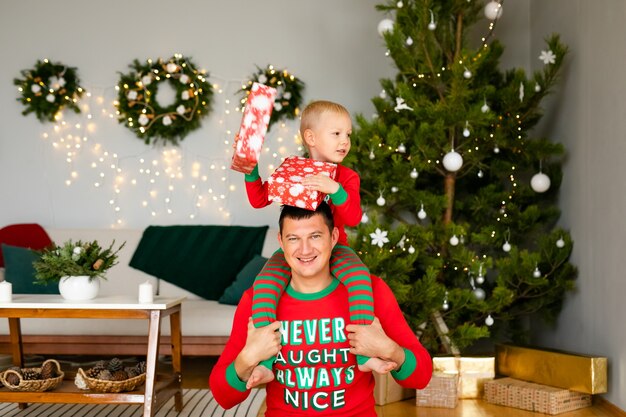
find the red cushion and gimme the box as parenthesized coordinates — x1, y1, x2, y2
(0, 223, 53, 267)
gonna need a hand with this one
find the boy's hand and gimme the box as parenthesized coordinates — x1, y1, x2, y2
(302, 174, 340, 195)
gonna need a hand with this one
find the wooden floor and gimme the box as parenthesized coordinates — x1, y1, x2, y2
(176, 356, 624, 417)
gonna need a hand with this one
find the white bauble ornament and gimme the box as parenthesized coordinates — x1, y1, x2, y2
(443, 302, 449, 311)
(397, 143, 406, 153)
(162, 115, 172, 126)
(127, 90, 138, 100)
(531, 172, 551, 193)
(502, 241, 511, 252)
(449, 235, 459, 246)
(463, 69, 472, 79)
(391, 186, 399, 193)
(463, 127, 470, 137)
(179, 74, 190, 84)
(477, 169, 484, 178)
(406, 37, 414, 46)
(493, 145, 500, 154)
(417, 206, 427, 220)
(535, 83, 541, 92)
(408, 245, 415, 254)
(485, 314, 494, 326)
(141, 75, 152, 86)
(283, 91, 292, 100)
(410, 168, 419, 179)
(369, 150, 375, 160)
(361, 212, 369, 224)
(428, 21, 437, 31)
(176, 105, 186, 115)
(377, 18, 394, 36)
(484, 1, 503, 20)
(166, 62, 178, 73)
(274, 102, 283, 111)
(396, 1, 403, 7)
(443, 150, 463, 172)
(31, 84, 42, 93)
(46, 93, 55, 103)
(138, 114, 149, 126)
(556, 237, 565, 248)
(533, 267, 542, 278)
(481, 102, 490, 113)
(476, 274, 485, 285)
(473, 288, 486, 301)
(379, 89, 387, 99)
(377, 194, 386, 206)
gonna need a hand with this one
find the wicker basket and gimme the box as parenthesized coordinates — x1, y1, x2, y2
(0, 359, 64, 392)
(76, 368, 146, 393)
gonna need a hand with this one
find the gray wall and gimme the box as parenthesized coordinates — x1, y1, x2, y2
(529, 0, 626, 410)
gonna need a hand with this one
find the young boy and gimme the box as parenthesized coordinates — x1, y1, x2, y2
(243, 100, 395, 388)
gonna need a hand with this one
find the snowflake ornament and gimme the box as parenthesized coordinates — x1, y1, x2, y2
(370, 228, 390, 248)
(539, 50, 556, 65)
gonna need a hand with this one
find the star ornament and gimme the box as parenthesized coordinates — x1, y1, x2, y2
(369, 228, 390, 248)
(539, 50, 556, 65)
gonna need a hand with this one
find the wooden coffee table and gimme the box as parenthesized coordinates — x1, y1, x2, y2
(0, 295, 185, 417)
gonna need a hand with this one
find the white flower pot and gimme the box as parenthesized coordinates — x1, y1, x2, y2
(58, 275, 100, 301)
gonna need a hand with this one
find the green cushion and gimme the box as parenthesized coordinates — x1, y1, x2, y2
(1, 244, 58, 294)
(129, 225, 269, 300)
(219, 255, 268, 305)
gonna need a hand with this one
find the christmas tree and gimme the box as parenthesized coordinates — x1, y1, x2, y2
(345, 0, 577, 354)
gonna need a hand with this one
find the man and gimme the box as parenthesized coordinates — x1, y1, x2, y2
(209, 203, 432, 416)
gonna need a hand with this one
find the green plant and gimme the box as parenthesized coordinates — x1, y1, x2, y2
(33, 240, 125, 285)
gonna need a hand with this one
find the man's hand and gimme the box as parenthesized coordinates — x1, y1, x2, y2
(302, 174, 340, 195)
(346, 317, 406, 370)
(234, 319, 282, 382)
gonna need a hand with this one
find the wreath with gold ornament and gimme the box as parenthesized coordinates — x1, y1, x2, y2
(13, 59, 85, 122)
(239, 65, 304, 131)
(115, 54, 213, 145)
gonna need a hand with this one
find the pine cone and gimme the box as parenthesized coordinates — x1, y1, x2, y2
(22, 369, 41, 380)
(124, 366, 140, 378)
(107, 357, 124, 372)
(94, 360, 108, 369)
(85, 367, 100, 378)
(4, 367, 22, 386)
(97, 370, 113, 381)
(112, 370, 129, 381)
(134, 361, 146, 374)
(40, 361, 58, 379)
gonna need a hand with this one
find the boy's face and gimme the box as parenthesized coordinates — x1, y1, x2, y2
(304, 111, 352, 163)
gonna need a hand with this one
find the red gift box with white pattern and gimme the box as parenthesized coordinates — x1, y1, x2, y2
(230, 82, 277, 174)
(268, 156, 337, 211)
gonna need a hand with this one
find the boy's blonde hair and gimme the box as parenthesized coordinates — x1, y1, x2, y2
(299, 100, 351, 138)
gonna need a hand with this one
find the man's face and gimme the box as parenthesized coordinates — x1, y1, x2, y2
(278, 213, 339, 281)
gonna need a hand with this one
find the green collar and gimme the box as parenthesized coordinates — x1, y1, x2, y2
(286, 278, 339, 300)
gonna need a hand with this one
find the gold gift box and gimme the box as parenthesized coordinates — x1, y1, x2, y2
(373, 372, 415, 405)
(415, 373, 458, 408)
(495, 344, 607, 394)
(484, 377, 592, 415)
(433, 356, 495, 398)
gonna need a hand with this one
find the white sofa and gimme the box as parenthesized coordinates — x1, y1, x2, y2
(0, 227, 280, 356)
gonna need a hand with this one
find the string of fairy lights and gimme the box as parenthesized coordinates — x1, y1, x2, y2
(38, 75, 302, 228)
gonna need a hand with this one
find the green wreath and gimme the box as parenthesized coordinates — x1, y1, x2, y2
(14, 59, 85, 122)
(239, 65, 304, 131)
(116, 54, 214, 145)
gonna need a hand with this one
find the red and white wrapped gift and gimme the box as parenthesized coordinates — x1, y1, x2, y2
(230, 82, 277, 174)
(268, 156, 337, 211)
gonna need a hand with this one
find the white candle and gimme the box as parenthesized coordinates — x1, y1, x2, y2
(138, 280, 154, 303)
(0, 281, 12, 302)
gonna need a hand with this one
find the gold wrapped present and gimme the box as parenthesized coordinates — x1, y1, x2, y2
(484, 377, 592, 415)
(415, 373, 458, 408)
(373, 372, 415, 405)
(495, 344, 607, 394)
(432, 356, 495, 398)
